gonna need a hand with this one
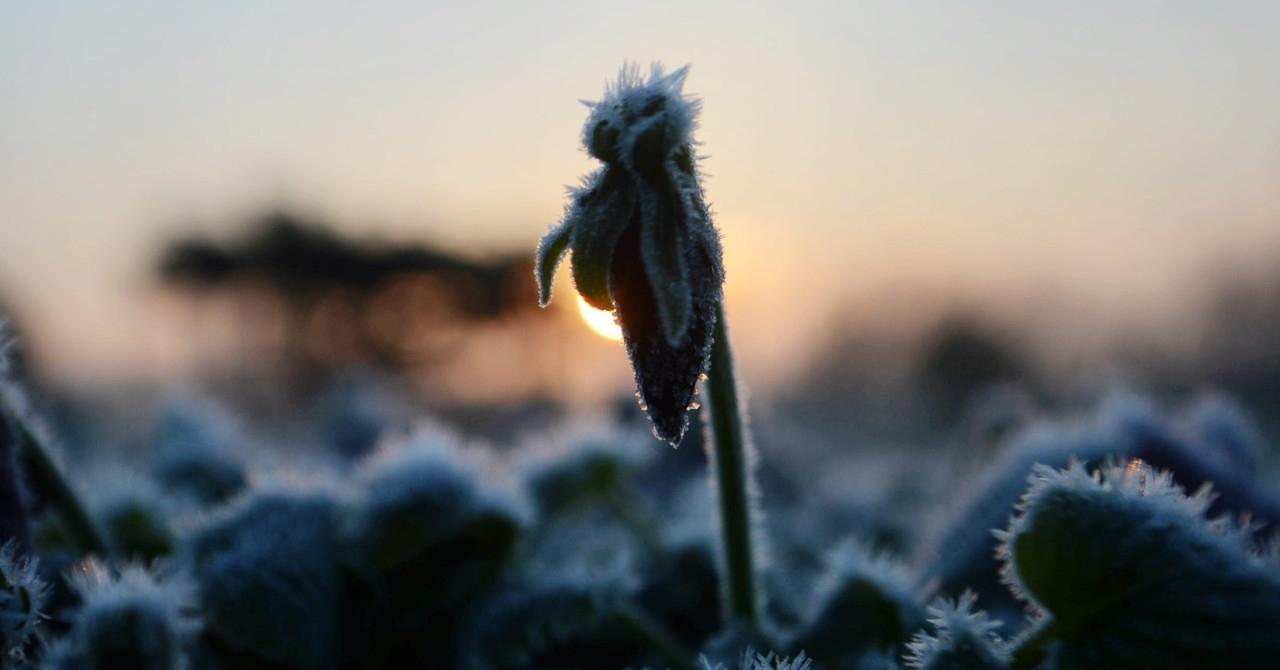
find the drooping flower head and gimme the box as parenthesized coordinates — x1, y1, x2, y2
(537, 64, 725, 446)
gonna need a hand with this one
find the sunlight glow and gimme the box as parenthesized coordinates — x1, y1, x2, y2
(577, 295, 623, 341)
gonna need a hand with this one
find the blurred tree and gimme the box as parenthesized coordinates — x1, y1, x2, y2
(158, 211, 539, 394)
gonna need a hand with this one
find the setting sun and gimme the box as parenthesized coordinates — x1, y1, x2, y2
(576, 295, 623, 341)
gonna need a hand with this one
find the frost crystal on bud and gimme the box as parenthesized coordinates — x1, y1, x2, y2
(536, 64, 724, 446)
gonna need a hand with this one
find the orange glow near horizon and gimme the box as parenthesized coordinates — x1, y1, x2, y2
(577, 295, 623, 341)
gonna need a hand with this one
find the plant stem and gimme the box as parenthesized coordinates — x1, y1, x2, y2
(0, 412, 32, 551)
(701, 300, 759, 626)
(15, 419, 109, 558)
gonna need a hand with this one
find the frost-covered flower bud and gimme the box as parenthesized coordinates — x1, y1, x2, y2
(536, 64, 724, 445)
(59, 562, 198, 670)
(997, 462, 1280, 669)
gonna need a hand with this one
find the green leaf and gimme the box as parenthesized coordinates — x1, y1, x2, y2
(570, 168, 637, 311)
(535, 218, 573, 307)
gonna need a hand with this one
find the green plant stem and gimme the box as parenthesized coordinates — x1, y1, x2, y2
(701, 300, 759, 626)
(615, 600, 698, 670)
(15, 420, 109, 558)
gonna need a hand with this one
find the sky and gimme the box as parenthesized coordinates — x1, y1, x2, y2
(2, 1, 1279, 388)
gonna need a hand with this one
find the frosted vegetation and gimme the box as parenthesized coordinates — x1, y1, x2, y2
(0, 65, 1278, 670)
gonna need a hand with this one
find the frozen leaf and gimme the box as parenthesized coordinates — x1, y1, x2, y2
(569, 169, 638, 311)
(536, 217, 573, 308)
(636, 179, 692, 343)
(58, 562, 198, 670)
(149, 396, 247, 505)
(0, 541, 47, 669)
(87, 473, 176, 562)
(698, 648, 812, 670)
(999, 462, 1280, 670)
(341, 443, 521, 615)
(459, 581, 656, 670)
(904, 593, 1008, 670)
(183, 489, 342, 670)
(789, 542, 925, 668)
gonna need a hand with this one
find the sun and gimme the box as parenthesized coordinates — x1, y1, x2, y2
(577, 295, 623, 341)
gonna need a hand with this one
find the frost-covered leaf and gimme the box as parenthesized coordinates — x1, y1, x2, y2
(88, 473, 176, 562)
(698, 622, 778, 670)
(524, 439, 640, 519)
(903, 592, 1008, 670)
(315, 369, 397, 461)
(635, 540, 721, 650)
(856, 650, 903, 670)
(789, 542, 925, 668)
(568, 168, 638, 312)
(459, 581, 648, 670)
(183, 488, 341, 670)
(536, 216, 573, 308)
(636, 180, 692, 344)
(698, 648, 812, 670)
(56, 562, 198, 670)
(341, 442, 520, 615)
(999, 462, 1280, 670)
(0, 541, 47, 669)
(925, 392, 1280, 616)
(1177, 393, 1265, 479)
(149, 397, 247, 505)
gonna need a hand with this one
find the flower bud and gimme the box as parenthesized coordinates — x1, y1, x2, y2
(536, 64, 724, 445)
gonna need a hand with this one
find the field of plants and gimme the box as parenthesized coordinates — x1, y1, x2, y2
(1, 65, 1278, 670)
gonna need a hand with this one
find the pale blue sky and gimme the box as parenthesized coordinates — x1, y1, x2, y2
(3, 2, 1279, 381)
